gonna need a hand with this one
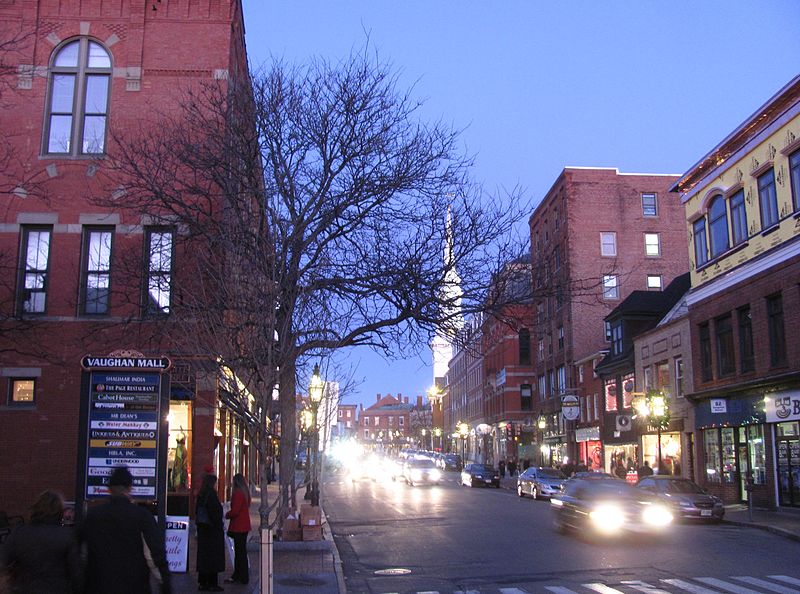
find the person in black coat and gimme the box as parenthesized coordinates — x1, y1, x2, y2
(196, 471, 226, 591)
(1, 490, 82, 593)
(81, 466, 171, 594)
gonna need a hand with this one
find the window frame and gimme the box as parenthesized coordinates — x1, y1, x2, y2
(699, 322, 712, 382)
(767, 293, 786, 367)
(737, 305, 754, 373)
(611, 321, 623, 355)
(43, 37, 112, 156)
(714, 314, 735, 377)
(602, 275, 619, 300)
(8, 378, 36, 406)
(518, 328, 531, 365)
(729, 189, 748, 246)
(600, 232, 617, 257)
(708, 195, 730, 258)
(693, 218, 709, 268)
(646, 274, 662, 290)
(757, 168, 779, 230)
(143, 227, 174, 316)
(674, 357, 684, 397)
(80, 227, 114, 316)
(644, 233, 661, 257)
(642, 193, 658, 217)
(17, 226, 53, 315)
(790, 149, 800, 213)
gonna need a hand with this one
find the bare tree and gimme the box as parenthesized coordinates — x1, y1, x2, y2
(96, 50, 531, 532)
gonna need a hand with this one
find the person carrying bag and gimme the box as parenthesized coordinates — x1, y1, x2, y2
(224, 474, 251, 585)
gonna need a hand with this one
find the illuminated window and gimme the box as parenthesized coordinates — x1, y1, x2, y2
(644, 233, 660, 257)
(9, 379, 35, 405)
(647, 275, 662, 290)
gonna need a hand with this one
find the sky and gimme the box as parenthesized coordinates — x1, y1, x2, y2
(240, 0, 800, 409)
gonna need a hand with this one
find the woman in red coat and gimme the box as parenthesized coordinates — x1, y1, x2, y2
(224, 474, 252, 584)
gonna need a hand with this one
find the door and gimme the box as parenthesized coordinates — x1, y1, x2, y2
(777, 438, 800, 506)
(737, 442, 750, 502)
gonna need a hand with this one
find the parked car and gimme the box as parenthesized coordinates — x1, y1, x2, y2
(439, 454, 463, 472)
(403, 458, 442, 486)
(551, 477, 673, 539)
(461, 463, 501, 488)
(517, 467, 567, 499)
(636, 476, 725, 522)
(569, 471, 619, 480)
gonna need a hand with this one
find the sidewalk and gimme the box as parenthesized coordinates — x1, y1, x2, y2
(170, 478, 345, 594)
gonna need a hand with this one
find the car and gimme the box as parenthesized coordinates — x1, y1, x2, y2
(517, 466, 567, 499)
(636, 476, 725, 522)
(569, 471, 619, 480)
(403, 458, 442, 486)
(551, 477, 673, 539)
(461, 463, 501, 488)
(440, 454, 463, 472)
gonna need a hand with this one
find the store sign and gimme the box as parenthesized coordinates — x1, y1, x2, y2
(166, 516, 190, 572)
(561, 395, 580, 421)
(575, 426, 600, 442)
(765, 390, 800, 423)
(710, 399, 727, 414)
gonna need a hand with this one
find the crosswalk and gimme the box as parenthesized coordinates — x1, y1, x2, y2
(377, 575, 800, 594)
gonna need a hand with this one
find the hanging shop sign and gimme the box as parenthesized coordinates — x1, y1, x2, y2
(81, 355, 170, 499)
(765, 390, 800, 423)
(561, 395, 580, 421)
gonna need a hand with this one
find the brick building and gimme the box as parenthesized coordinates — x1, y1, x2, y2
(0, 0, 250, 517)
(671, 75, 800, 508)
(529, 167, 688, 470)
(444, 313, 484, 460)
(358, 394, 413, 452)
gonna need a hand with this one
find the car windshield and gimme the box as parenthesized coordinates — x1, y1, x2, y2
(410, 459, 436, 469)
(575, 480, 641, 500)
(539, 468, 566, 478)
(445, 455, 460, 461)
(473, 464, 495, 473)
(664, 479, 705, 494)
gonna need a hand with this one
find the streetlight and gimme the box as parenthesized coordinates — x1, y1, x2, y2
(433, 427, 442, 452)
(308, 364, 324, 506)
(634, 390, 670, 473)
(537, 414, 547, 466)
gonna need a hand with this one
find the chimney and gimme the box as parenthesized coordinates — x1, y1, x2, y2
(416, 395, 423, 408)
(376, 394, 381, 402)
(404, 396, 409, 404)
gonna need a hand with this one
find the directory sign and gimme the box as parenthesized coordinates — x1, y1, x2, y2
(82, 356, 169, 499)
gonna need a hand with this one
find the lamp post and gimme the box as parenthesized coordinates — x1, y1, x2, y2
(308, 364, 324, 507)
(433, 427, 442, 452)
(457, 422, 469, 463)
(537, 414, 547, 466)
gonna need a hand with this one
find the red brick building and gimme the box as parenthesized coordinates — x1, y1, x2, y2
(672, 76, 800, 508)
(529, 168, 688, 471)
(0, 0, 250, 517)
(358, 394, 413, 452)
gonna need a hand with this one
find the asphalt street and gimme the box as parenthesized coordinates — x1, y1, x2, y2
(322, 469, 800, 594)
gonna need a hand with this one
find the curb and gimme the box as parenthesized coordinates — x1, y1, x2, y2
(723, 518, 800, 542)
(321, 507, 347, 594)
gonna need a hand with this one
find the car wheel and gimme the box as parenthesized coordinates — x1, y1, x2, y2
(532, 486, 538, 500)
(517, 484, 524, 497)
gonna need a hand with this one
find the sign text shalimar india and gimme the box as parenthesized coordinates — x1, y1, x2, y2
(81, 356, 171, 371)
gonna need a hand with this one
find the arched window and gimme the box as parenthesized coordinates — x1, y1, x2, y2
(44, 38, 112, 155)
(708, 195, 729, 258)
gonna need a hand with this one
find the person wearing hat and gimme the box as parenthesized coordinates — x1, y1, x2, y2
(81, 466, 172, 594)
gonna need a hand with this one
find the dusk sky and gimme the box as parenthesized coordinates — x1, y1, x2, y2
(241, 1, 800, 409)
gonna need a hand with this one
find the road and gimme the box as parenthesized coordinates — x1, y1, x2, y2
(322, 468, 800, 594)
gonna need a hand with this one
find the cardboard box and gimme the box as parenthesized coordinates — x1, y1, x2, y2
(281, 528, 302, 542)
(300, 504, 321, 526)
(282, 518, 300, 531)
(302, 525, 322, 541)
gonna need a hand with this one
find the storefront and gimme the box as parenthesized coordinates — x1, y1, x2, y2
(766, 389, 800, 508)
(575, 426, 602, 471)
(639, 419, 684, 476)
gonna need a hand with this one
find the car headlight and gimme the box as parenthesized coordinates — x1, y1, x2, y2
(642, 504, 673, 527)
(410, 470, 423, 481)
(429, 469, 441, 481)
(589, 504, 625, 533)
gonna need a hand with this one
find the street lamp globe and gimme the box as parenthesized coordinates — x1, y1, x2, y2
(309, 364, 324, 404)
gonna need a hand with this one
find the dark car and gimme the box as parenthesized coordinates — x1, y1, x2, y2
(460, 463, 501, 488)
(569, 471, 619, 480)
(517, 467, 567, 499)
(551, 477, 673, 538)
(636, 476, 725, 522)
(440, 454, 463, 472)
(403, 458, 442, 486)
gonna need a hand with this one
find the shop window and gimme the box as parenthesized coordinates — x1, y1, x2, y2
(81, 227, 113, 315)
(18, 227, 52, 314)
(144, 228, 173, 315)
(738, 306, 754, 372)
(699, 322, 712, 382)
(8, 378, 35, 405)
(757, 168, 779, 229)
(642, 193, 658, 217)
(729, 189, 748, 246)
(715, 314, 735, 377)
(721, 427, 736, 483)
(167, 401, 192, 492)
(767, 293, 786, 366)
(741, 425, 766, 485)
(703, 429, 722, 483)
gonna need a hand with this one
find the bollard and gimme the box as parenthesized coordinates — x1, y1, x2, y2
(261, 528, 273, 594)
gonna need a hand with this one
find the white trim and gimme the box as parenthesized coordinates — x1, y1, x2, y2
(687, 237, 800, 306)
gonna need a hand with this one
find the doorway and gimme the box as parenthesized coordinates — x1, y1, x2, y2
(777, 438, 800, 507)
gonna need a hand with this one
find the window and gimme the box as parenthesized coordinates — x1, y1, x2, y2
(791, 150, 800, 213)
(578, 365, 584, 384)
(554, 245, 561, 270)
(364, 429, 369, 439)
(656, 360, 671, 393)
(729, 189, 748, 246)
(604, 321, 612, 342)
(644, 366, 653, 391)
(767, 293, 786, 366)
(758, 168, 779, 229)
(674, 357, 684, 397)
(18, 227, 52, 314)
(646, 275, 662, 290)
(715, 314, 735, 377)
(699, 322, 712, 381)
(81, 228, 113, 315)
(388, 416, 394, 425)
(374, 416, 380, 426)
(538, 375, 546, 401)
(611, 322, 623, 355)
(398, 417, 404, 426)
(708, 195, 729, 258)
(703, 429, 722, 484)
(557, 366, 566, 395)
(557, 326, 564, 351)
(600, 232, 617, 257)
(603, 275, 619, 300)
(520, 384, 532, 411)
(547, 332, 552, 355)
(9, 379, 35, 405)
(604, 380, 617, 412)
(642, 193, 658, 217)
(538, 339, 544, 360)
(363, 416, 369, 426)
(44, 38, 112, 155)
(738, 306, 754, 373)
(518, 328, 531, 365)
(145, 229, 173, 315)
(548, 370, 555, 397)
(644, 233, 661, 257)
(338, 410, 343, 418)
(693, 219, 709, 267)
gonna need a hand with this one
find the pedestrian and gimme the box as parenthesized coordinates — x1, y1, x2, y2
(0, 490, 82, 593)
(637, 460, 654, 479)
(196, 468, 225, 591)
(81, 466, 171, 594)
(508, 458, 517, 477)
(498, 459, 506, 478)
(576, 460, 588, 473)
(225, 473, 252, 585)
